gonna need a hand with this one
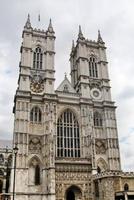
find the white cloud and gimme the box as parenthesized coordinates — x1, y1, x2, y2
(0, 0, 134, 171)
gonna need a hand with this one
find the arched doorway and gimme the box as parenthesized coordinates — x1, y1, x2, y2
(66, 185, 82, 200)
(67, 190, 75, 200)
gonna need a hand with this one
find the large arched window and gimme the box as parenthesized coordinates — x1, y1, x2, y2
(33, 47, 43, 69)
(30, 107, 42, 123)
(94, 111, 102, 127)
(57, 109, 80, 158)
(89, 56, 98, 78)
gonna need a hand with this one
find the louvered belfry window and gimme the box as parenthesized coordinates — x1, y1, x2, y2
(33, 47, 43, 69)
(89, 56, 98, 78)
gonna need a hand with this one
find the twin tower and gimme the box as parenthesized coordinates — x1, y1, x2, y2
(12, 15, 121, 200)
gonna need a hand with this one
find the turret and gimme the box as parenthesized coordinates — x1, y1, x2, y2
(24, 14, 32, 29)
(17, 15, 56, 95)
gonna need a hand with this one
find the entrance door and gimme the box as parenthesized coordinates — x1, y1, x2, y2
(66, 185, 82, 200)
(67, 190, 75, 200)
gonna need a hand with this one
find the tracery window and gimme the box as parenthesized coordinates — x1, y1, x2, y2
(30, 107, 42, 123)
(89, 56, 98, 78)
(94, 111, 102, 127)
(33, 47, 43, 69)
(57, 109, 80, 158)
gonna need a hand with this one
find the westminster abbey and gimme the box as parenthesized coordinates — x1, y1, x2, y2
(8, 15, 134, 200)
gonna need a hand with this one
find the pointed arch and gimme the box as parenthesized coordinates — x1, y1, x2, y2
(28, 155, 42, 167)
(65, 185, 82, 200)
(33, 46, 43, 69)
(30, 106, 42, 123)
(124, 183, 129, 191)
(57, 108, 80, 158)
(28, 156, 41, 186)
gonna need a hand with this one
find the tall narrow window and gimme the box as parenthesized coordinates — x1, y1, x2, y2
(0, 180, 3, 193)
(35, 165, 40, 185)
(57, 109, 80, 158)
(33, 47, 43, 69)
(94, 111, 102, 126)
(89, 56, 98, 78)
(30, 107, 42, 123)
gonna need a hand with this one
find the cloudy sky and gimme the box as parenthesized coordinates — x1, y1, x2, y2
(0, 0, 134, 171)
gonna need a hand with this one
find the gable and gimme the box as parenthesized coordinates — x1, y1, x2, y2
(56, 77, 76, 93)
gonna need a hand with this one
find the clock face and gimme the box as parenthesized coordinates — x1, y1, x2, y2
(30, 75, 44, 93)
(91, 88, 101, 100)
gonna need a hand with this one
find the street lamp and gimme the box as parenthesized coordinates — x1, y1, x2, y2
(12, 145, 18, 200)
(5, 146, 9, 194)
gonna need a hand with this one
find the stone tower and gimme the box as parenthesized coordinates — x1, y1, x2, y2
(12, 16, 121, 200)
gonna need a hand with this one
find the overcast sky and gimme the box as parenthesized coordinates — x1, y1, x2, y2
(0, 0, 134, 171)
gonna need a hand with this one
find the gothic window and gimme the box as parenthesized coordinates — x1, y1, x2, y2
(94, 111, 102, 127)
(57, 109, 80, 158)
(35, 165, 40, 185)
(124, 183, 129, 191)
(30, 106, 42, 123)
(89, 56, 98, 78)
(33, 47, 43, 69)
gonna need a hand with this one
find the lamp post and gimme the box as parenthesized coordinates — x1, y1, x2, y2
(12, 145, 18, 200)
(5, 146, 9, 194)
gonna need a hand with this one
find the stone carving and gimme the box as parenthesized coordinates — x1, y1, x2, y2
(89, 80, 102, 90)
(55, 163, 91, 173)
(29, 136, 42, 153)
(55, 171, 91, 181)
(95, 140, 106, 154)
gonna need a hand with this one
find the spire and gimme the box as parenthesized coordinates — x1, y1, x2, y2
(24, 14, 31, 29)
(47, 18, 54, 33)
(78, 25, 84, 40)
(97, 30, 104, 44)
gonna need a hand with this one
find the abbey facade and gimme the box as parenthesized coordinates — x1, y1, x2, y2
(11, 15, 134, 200)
